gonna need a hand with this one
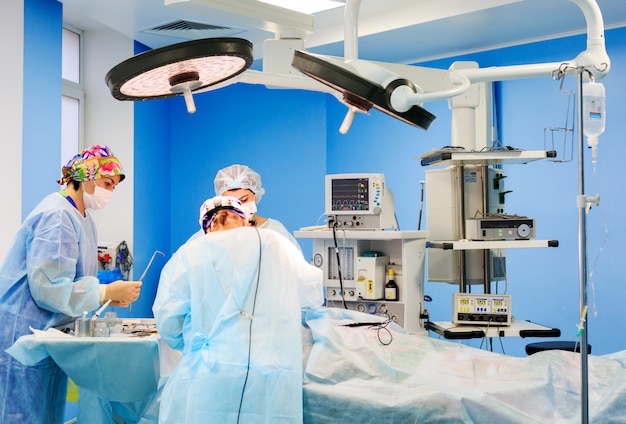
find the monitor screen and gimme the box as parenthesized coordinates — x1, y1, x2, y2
(324, 173, 395, 229)
(330, 177, 371, 212)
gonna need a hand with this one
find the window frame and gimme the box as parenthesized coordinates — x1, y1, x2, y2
(61, 24, 85, 160)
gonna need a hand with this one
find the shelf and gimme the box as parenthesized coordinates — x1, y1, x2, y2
(295, 229, 429, 241)
(419, 149, 557, 167)
(425, 320, 561, 340)
(426, 239, 558, 250)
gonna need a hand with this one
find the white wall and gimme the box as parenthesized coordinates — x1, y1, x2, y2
(80, 19, 135, 262)
(0, 0, 24, 262)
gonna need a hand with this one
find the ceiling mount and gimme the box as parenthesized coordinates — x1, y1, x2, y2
(105, 37, 254, 113)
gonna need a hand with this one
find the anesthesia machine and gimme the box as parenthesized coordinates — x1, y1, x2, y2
(296, 173, 429, 334)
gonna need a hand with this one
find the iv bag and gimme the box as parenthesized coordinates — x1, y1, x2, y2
(582, 80, 605, 164)
(582, 80, 606, 139)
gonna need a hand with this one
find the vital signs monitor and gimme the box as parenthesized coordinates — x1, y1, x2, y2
(325, 173, 395, 230)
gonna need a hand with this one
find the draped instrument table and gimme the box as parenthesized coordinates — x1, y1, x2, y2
(7, 323, 181, 422)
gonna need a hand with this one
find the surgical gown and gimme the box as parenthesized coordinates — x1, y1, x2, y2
(259, 217, 302, 253)
(153, 226, 323, 424)
(0, 192, 101, 423)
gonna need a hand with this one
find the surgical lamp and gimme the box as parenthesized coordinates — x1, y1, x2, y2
(105, 37, 254, 114)
(292, 50, 436, 131)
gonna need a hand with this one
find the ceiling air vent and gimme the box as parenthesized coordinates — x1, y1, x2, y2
(141, 20, 245, 39)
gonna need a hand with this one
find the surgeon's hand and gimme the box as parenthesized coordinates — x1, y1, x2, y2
(105, 280, 142, 307)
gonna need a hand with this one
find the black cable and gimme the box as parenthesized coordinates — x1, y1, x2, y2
(236, 227, 263, 424)
(331, 222, 348, 309)
(343, 313, 394, 346)
(479, 319, 493, 351)
(374, 315, 394, 346)
(498, 335, 506, 355)
(417, 181, 425, 230)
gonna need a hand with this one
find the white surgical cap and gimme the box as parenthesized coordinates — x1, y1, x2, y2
(214, 164, 265, 203)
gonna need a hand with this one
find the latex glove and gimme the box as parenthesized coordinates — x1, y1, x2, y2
(105, 280, 142, 306)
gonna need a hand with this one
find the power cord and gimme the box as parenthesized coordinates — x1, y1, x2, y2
(236, 227, 263, 424)
(342, 315, 394, 346)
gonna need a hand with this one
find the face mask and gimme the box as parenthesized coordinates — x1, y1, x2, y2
(241, 201, 257, 217)
(83, 184, 113, 210)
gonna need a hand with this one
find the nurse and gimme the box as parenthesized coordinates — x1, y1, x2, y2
(154, 196, 323, 423)
(193, 164, 302, 252)
(0, 144, 142, 423)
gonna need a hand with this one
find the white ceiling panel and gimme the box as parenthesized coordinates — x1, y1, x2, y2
(60, 0, 626, 64)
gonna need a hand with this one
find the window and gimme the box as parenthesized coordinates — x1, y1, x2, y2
(61, 26, 84, 164)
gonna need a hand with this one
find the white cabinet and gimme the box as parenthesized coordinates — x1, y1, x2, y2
(295, 230, 429, 335)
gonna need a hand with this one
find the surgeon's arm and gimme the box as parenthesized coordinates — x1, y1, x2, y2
(27, 210, 101, 316)
(279, 236, 324, 308)
(153, 253, 191, 351)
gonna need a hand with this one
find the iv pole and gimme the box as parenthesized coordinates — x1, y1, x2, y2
(576, 68, 590, 424)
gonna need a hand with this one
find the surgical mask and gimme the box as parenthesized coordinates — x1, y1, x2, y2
(83, 184, 113, 210)
(241, 201, 257, 216)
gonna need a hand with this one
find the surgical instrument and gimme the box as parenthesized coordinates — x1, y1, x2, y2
(92, 299, 112, 321)
(139, 250, 165, 281)
(130, 250, 165, 312)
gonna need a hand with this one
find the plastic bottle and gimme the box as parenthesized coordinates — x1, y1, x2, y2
(93, 320, 110, 337)
(384, 268, 398, 301)
(582, 80, 606, 164)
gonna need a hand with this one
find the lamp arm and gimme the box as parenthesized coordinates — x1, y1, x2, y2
(344, 0, 361, 61)
(240, 69, 343, 98)
(389, 0, 609, 109)
(193, 69, 342, 100)
(456, 0, 609, 82)
(390, 71, 471, 112)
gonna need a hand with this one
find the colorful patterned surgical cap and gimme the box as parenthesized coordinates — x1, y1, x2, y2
(213, 164, 265, 203)
(57, 144, 125, 185)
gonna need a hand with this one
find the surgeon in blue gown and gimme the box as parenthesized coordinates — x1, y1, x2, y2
(0, 145, 142, 423)
(154, 196, 323, 423)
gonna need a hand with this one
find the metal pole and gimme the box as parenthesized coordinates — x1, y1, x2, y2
(576, 68, 589, 424)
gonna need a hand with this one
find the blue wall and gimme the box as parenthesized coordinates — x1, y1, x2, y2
(129, 78, 173, 318)
(22, 0, 62, 217)
(166, 83, 328, 252)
